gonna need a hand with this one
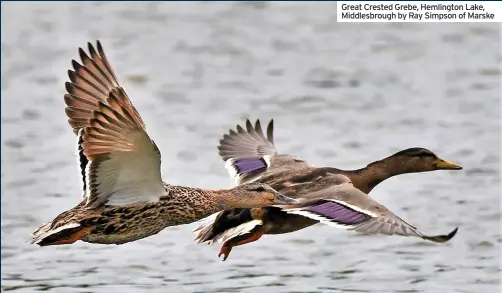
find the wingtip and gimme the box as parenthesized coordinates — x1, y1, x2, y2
(96, 40, 106, 57)
(245, 119, 253, 131)
(236, 124, 245, 133)
(87, 41, 98, 55)
(447, 226, 459, 239)
(425, 227, 459, 243)
(71, 59, 82, 70)
(78, 47, 87, 57)
(67, 70, 77, 82)
(266, 119, 274, 144)
(65, 81, 74, 93)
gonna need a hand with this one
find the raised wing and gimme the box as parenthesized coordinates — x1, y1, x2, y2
(218, 119, 309, 184)
(79, 89, 164, 208)
(64, 41, 145, 134)
(64, 41, 156, 201)
(283, 181, 458, 243)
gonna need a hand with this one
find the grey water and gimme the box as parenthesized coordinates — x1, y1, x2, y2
(1, 2, 500, 292)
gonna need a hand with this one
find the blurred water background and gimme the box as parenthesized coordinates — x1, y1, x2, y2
(1, 2, 500, 293)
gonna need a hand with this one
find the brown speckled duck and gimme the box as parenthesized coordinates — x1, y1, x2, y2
(30, 42, 298, 247)
(194, 119, 462, 260)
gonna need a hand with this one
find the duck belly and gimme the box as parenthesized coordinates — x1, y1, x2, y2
(80, 218, 167, 245)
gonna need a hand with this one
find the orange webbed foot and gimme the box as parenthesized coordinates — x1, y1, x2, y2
(217, 229, 265, 261)
(218, 244, 232, 261)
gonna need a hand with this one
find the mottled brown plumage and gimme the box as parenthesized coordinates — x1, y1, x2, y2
(31, 183, 296, 246)
(30, 42, 298, 247)
(194, 119, 462, 260)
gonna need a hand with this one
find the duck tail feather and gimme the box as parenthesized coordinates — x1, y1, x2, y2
(193, 213, 221, 244)
(212, 219, 263, 245)
(193, 217, 263, 245)
(30, 222, 83, 246)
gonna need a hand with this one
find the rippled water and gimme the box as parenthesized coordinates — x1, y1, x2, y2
(1, 2, 501, 292)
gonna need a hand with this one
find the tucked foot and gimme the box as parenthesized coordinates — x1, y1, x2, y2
(217, 228, 265, 261)
(218, 244, 232, 261)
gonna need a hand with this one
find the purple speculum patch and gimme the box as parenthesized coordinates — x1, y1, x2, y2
(233, 157, 267, 174)
(308, 201, 371, 225)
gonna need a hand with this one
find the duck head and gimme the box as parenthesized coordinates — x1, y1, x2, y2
(227, 183, 298, 208)
(390, 147, 463, 172)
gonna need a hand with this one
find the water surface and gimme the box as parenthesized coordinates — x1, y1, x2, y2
(1, 2, 501, 292)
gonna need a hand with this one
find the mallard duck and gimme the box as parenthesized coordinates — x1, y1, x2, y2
(30, 42, 298, 247)
(194, 119, 462, 260)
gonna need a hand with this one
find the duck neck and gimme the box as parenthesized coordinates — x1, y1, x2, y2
(191, 189, 238, 218)
(209, 189, 236, 211)
(161, 187, 230, 225)
(348, 155, 413, 193)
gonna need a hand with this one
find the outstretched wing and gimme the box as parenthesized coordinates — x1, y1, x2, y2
(79, 89, 164, 208)
(195, 120, 314, 244)
(64, 41, 156, 202)
(218, 119, 309, 184)
(65, 55, 163, 209)
(64, 41, 145, 134)
(282, 180, 458, 243)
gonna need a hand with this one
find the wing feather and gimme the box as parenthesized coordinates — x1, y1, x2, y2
(63, 41, 164, 208)
(64, 41, 141, 135)
(81, 91, 163, 208)
(282, 181, 458, 243)
(218, 119, 308, 184)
